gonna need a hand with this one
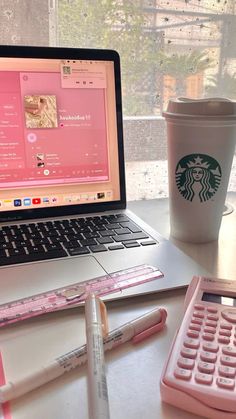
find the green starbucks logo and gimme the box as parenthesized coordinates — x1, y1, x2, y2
(175, 154, 222, 202)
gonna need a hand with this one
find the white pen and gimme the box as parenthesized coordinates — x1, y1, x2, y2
(0, 307, 167, 403)
(85, 294, 110, 419)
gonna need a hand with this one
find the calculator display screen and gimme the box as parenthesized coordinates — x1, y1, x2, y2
(202, 292, 236, 307)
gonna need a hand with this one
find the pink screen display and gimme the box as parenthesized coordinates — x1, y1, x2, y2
(0, 66, 109, 188)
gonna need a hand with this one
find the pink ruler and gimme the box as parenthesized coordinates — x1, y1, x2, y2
(0, 264, 163, 328)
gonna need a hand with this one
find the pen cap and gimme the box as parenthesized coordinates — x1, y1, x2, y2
(132, 308, 167, 335)
(85, 294, 108, 336)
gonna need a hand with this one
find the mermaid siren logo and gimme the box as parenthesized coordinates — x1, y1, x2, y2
(175, 154, 222, 202)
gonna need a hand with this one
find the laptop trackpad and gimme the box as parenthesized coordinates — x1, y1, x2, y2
(0, 256, 106, 305)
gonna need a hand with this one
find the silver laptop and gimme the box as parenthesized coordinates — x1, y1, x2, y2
(0, 45, 206, 305)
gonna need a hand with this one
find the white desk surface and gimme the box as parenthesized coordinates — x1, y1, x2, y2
(1, 193, 236, 419)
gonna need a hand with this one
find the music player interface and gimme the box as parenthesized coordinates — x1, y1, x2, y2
(0, 57, 120, 211)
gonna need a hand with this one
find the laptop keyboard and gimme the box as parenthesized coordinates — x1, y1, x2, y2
(0, 214, 157, 267)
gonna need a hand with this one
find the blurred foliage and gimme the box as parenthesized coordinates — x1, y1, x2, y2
(58, 1, 212, 115)
(58, 0, 161, 115)
(155, 51, 213, 78)
(205, 72, 236, 100)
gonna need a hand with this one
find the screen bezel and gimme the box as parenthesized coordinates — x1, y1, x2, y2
(0, 45, 126, 223)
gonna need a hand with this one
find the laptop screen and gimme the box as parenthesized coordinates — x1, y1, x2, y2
(0, 47, 125, 221)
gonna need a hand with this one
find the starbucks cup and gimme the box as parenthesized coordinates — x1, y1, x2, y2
(163, 97, 236, 243)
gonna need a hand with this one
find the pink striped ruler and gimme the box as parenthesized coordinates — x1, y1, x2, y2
(0, 264, 163, 328)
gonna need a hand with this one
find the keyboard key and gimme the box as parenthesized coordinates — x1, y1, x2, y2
(219, 329, 231, 337)
(202, 342, 219, 353)
(120, 222, 142, 232)
(194, 304, 204, 310)
(191, 318, 203, 325)
(220, 323, 232, 330)
(108, 245, 124, 250)
(8, 248, 27, 256)
(97, 237, 114, 244)
(217, 377, 235, 390)
(202, 333, 215, 341)
(123, 242, 140, 248)
(174, 367, 192, 380)
(187, 330, 199, 339)
(205, 320, 217, 328)
(67, 247, 90, 256)
(184, 338, 200, 349)
(221, 355, 236, 367)
(102, 223, 117, 230)
(207, 307, 218, 313)
(203, 327, 216, 335)
(195, 373, 213, 385)
(177, 357, 195, 370)
(100, 230, 116, 237)
(198, 361, 215, 374)
(113, 232, 148, 242)
(193, 311, 204, 319)
(80, 239, 97, 246)
(207, 314, 219, 321)
(189, 323, 201, 332)
(200, 351, 217, 363)
(114, 228, 130, 235)
(89, 245, 107, 253)
(218, 366, 236, 378)
(141, 240, 157, 246)
(180, 347, 197, 359)
(222, 346, 236, 357)
(218, 336, 230, 345)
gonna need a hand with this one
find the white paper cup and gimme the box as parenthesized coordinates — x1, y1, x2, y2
(163, 98, 236, 243)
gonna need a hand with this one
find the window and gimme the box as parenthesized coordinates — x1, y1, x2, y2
(0, 0, 236, 200)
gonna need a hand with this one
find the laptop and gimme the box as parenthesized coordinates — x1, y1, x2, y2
(0, 45, 207, 305)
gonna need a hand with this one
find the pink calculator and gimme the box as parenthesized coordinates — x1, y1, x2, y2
(161, 275, 236, 419)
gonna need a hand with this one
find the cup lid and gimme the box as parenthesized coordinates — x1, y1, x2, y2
(163, 97, 236, 120)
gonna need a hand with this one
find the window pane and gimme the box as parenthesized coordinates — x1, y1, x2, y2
(57, 0, 236, 200)
(1, 0, 235, 200)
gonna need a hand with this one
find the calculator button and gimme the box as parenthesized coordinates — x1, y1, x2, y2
(203, 327, 216, 335)
(218, 336, 231, 345)
(200, 351, 217, 363)
(218, 366, 236, 378)
(207, 314, 219, 321)
(205, 320, 217, 328)
(180, 348, 197, 359)
(177, 357, 195, 370)
(191, 318, 203, 325)
(202, 333, 214, 342)
(184, 338, 200, 349)
(198, 361, 215, 374)
(222, 310, 236, 323)
(189, 323, 201, 332)
(193, 311, 204, 319)
(195, 373, 213, 385)
(222, 346, 236, 356)
(217, 377, 235, 390)
(202, 342, 219, 353)
(220, 323, 232, 331)
(206, 307, 218, 313)
(194, 304, 204, 310)
(174, 367, 192, 380)
(187, 330, 199, 339)
(219, 329, 231, 337)
(221, 355, 236, 367)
